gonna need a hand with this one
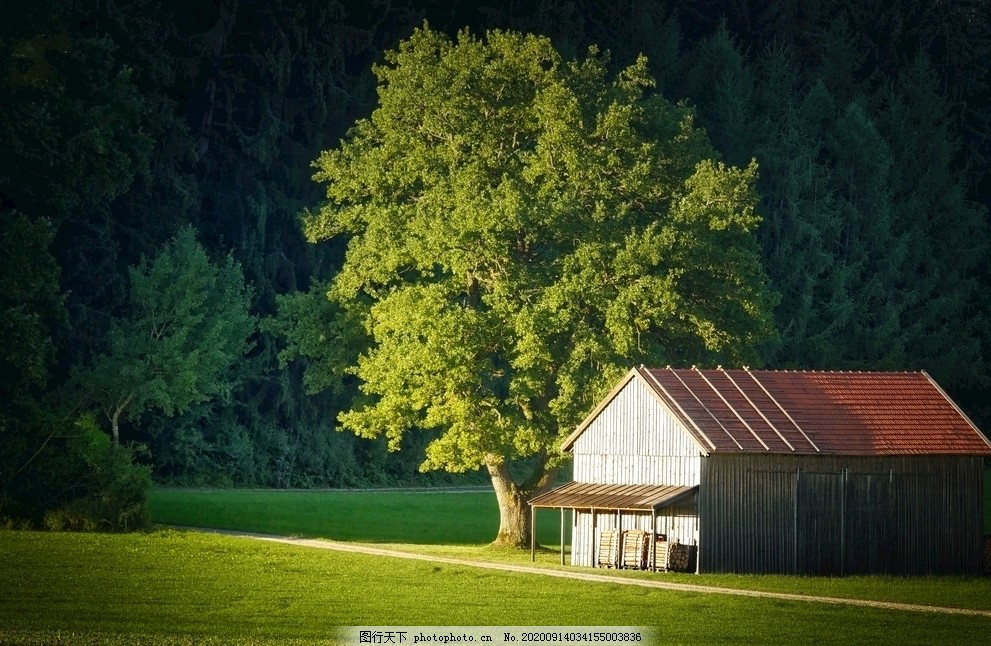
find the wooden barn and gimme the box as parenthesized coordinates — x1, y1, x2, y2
(529, 366, 991, 575)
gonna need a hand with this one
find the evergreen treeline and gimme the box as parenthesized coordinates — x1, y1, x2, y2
(2, 0, 988, 527)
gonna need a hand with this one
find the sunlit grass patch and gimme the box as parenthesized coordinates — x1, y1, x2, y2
(149, 488, 991, 613)
(4, 488, 990, 644)
(3, 529, 991, 645)
(148, 487, 566, 545)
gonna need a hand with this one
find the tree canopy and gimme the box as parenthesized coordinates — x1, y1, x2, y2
(2, 0, 988, 529)
(76, 227, 255, 444)
(302, 25, 776, 546)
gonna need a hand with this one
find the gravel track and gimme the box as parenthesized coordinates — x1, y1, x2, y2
(178, 526, 991, 618)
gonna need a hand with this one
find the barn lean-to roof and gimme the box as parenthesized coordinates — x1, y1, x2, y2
(562, 366, 991, 457)
(529, 482, 698, 511)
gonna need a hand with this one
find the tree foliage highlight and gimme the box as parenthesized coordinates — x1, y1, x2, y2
(303, 26, 776, 546)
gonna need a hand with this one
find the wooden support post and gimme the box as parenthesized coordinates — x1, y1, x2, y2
(530, 505, 536, 562)
(591, 508, 597, 568)
(651, 508, 657, 572)
(617, 510, 623, 569)
(695, 490, 702, 575)
(560, 507, 566, 565)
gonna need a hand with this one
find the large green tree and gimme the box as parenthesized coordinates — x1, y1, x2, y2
(297, 26, 775, 547)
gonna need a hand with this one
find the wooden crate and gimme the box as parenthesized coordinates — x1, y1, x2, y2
(621, 530, 649, 570)
(597, 529, 619, 568)
(648, 534, 668, 571)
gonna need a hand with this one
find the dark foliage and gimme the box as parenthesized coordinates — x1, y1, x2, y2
(1, 0, 987, 527)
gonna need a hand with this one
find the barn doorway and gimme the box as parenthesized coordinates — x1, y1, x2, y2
(796, 469, 896, 575)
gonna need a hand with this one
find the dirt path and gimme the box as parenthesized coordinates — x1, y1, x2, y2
(184, 527, 991, 618)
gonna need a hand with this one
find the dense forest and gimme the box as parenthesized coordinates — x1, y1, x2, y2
(2, 0, 989, 528)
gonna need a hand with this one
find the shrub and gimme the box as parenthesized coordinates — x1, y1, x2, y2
(43, 505, 97, 532)
(61, 414, 153, 531)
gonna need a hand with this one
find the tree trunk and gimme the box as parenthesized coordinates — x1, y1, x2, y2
(109, 393, 132, 445)
(486, 458, 558, 549)
(111, 409, 121, 445)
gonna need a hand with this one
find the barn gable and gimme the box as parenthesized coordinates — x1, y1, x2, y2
(564, 370, 704, 486)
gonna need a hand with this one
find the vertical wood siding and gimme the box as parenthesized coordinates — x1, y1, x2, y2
(569, 377, 703, 567)
(571, 505, 700, 567)
(572, 377, 702, 486)
(699, 454, 986, 575)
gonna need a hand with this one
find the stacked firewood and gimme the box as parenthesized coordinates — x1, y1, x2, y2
(648, 534, 668, 571)
(668, 540, 694, 572)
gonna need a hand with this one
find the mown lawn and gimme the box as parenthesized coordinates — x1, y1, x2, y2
(148, 487, 558, 544)
(2, 529, 990, 645)
(149, 488, 991, 611)
(2, 487, 990, 645)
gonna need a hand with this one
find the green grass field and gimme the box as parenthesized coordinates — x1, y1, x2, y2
(147, 487, 568, 545)
(147, 487, 991, 609)
(1, 487, 990, 645)
(148, 487, 507, 542)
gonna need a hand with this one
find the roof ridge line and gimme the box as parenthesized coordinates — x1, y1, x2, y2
(755, 369, 926, 374)
(641, 367, 718, 453)
(921, 370, 991, 449)
(668, 368, 744, 451)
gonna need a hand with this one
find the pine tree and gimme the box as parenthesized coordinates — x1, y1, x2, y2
(875, 55, 988, 388)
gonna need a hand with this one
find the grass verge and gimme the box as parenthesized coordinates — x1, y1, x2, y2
(149, 488, 991, 611)
(2, 529, 990, 645)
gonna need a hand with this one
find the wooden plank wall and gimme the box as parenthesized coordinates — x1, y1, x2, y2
(571, 505, 700, 567)
(699, 454, 986, 575)
(571, 377, 701, 486)
(569, 376, 703, 567)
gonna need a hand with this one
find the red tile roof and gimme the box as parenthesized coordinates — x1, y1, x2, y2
(568, 367, 991, 456)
